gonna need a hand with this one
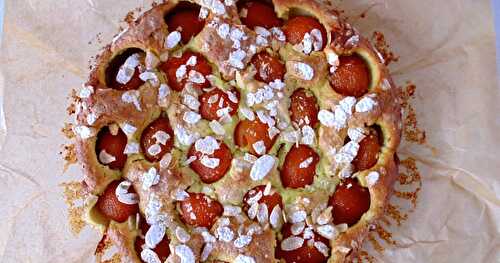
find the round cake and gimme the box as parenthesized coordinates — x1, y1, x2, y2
(71, 0, 402, 262)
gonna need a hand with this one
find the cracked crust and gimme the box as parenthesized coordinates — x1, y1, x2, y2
(72, 0, 402, 262)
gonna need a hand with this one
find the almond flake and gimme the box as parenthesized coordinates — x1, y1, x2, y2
(310, 29, 323, 52)
(142, 167, 160, 190)
(183, 94, 200, 111)
(339, 164, 353, 178)
(291, 222, 305, 235)
(73, 125, 95, 139)
(270, 205, 283, 229)
(145, 223, 166, 248)
(335, 141, 360, 164)
(345, 35, 359, 47)
(381, 78, 391, 90)
(281, 236, 304, 251)
(147, 144, 162, 156)
(355, 96, 377, 113)
(254, 26, 270, 37)
(124, 142, 139, 154)
(224, 205, 242, 216)
(302, 226, 314, 239)
(116, 53, 140, 84)
(246, 190, 263, 205)
(289, 210, 307, 223)
(240, 107, 255, 120)
(234, 234, 252, 248)
(188, 70, 205, 84)
(199, 7, 209, 19)
(183, 155, 197, 166)
(201, 0, 226, 15)
(299, 32, 313, 54)
(172, 188, 189, 201)
(299, 157, 314, 169)
(316, 207, 332, 225)
(263, 182, 272, 196)
(228, 49, 246, 69)
(292, 61, 314, 80)
(201, 230, 217, 243)
(200, 243, 213, 261)
(152, 130, 170, 145)
(268, 126, 280, 139)
(176, 65, 187, 80)
(139, 71, 159, 86)
(257, 203, 269, 224)
(200, 155, 220, 168)
(209, 120, 226, 135)
(176, 226, 191, 243)
(216, 225, 234, 242)
(175, 125, 199, 146)
(366, 171, 380, 186)
(314, 241, 330, 257)
(252, 140, 266, 155)
(326, 49, 340, 73)
(158, 84, 171, 106)
(122, 123, 137, 136)
(235, 255, 256, 263)
(347, 127, 366, 143)
(141, 248, 161, 263)
(121, 90, 142, 111)
(271, 27, 286, 41)
(247, 202, 259, 220)
(301, 125, 315, 145)
(115, 181, 139, 205)
(175, 244, 195, 263)
(183, 111, 201, 124)
(250, 155, 275, 181)
(282, 130, 300, 144)
(227, 91, 238, 103)
(217, 23, 230, 38)
(86, 112, 98, 125)
(244, 153, 258, 164)
(98, 150, 116, 164)
(256, 35, 268, 46)
(316, 224, 337, 239)
(195, 136, 220, 154)
(165, 31, 181, 49)
(318, 110, 335, 127)
(145, 51, 160, 70)
(78, 85, 94, 98)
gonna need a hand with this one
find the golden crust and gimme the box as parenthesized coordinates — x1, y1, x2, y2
(72, 0, 402, 262)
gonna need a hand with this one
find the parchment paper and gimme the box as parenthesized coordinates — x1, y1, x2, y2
(0, 0, 498, 262)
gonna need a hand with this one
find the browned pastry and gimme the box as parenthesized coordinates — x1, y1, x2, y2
(70, 0, 402, 262)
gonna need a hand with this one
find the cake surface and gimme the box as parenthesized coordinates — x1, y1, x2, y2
(71, 0, 402, 262)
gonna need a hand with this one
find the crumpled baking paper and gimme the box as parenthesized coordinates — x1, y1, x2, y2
(0, 0, 498, 262)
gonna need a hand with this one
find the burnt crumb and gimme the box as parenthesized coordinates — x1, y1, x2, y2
(96, 32, 103, 44)
(401, 82, 426, 144)
(61, 181, 87, 234)
(62, 123, 75, 139)
(124, 11, 136, 23)
(62, 143, 77, 171)
(372, 31, 399, 66)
